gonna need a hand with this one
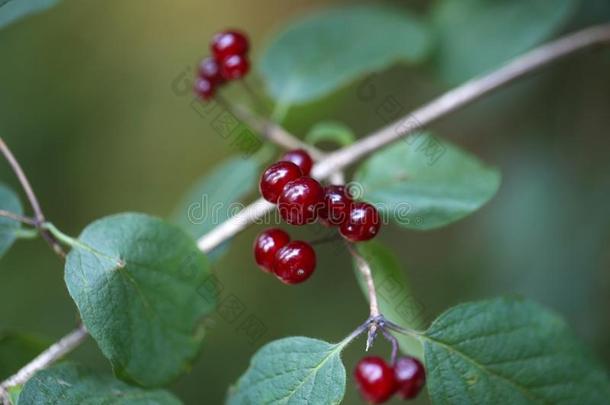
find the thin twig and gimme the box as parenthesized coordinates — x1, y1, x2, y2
(197, 24, 610, 254)
(0, 210, 37, 226)
(381, 329, 400, 365)
(347, 243, 381, 351)
(347, 244, 380, 318)
(0, 325, 88, 394)
(0, 138, 65, 258)
(312, 24, 610, 179)
(216, 94, 325, 160)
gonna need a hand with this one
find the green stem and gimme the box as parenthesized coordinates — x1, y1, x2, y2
(43, 222, 125, 267)
(13, 228, 39, 240)
(42, 223, 79, 248)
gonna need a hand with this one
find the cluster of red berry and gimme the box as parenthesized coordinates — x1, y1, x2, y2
(355, 356, 425, 403)
(253, 149, 381, 284)
(194, 30, 251, 101)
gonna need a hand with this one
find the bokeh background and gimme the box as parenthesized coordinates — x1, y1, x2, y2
(1, 0, 609, 403)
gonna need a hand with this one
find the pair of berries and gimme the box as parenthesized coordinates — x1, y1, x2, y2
(259, 149, 381, 242)
(253, 228, 316, 284)
(194, 30, 251, 100)
(354, 356, 426, 404)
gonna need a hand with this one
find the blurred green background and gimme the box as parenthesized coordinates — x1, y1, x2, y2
(1, 0, 609, 403)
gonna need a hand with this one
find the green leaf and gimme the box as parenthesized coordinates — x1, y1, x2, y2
(63, 213, 216, 387)
(354, 133, 501, 230)
(354, 242, 425, 359)
(0, 183, 22, 259)
(7, 385, 22, 404)
(259, 5, 432, 104)
(432, 0, 579, 84)
(0, 0, 60, 30)
(305, 121, 356, 148)
(171, 157, 259, 261)
(422, 297, 610, 404)
(227, 337, 347, 404)
(18, 363, 182, 404)
(0, 332, 47, 379)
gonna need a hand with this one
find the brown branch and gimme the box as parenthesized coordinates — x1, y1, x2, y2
(0, 138, 65, 258)
(0, 325, 88, 399)
(198, 24, 610, 253)
(216, 95, 325, 160)
(0, 210, 37, 226)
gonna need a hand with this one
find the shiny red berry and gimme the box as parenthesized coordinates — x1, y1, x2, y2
(273, 241, 316, 284)
(211, 30, 250, 60)
(198, 57, 224, 85)
(253, 228, 290, 273)
(277, 177, 324, 225)
(220, 54, 250, 80)
(319, 185, 353, 227)
(281, 149, 313, 176)
(259, 161, 303, 203)
(394, 356, 426, 399)
(354, 357, 397, 404)
(193, 77, 215, 101)
(340, 202, 381, 242)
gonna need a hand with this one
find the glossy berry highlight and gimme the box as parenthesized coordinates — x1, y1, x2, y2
(281, 149, 313, 176)
(354, 357, 397, 404)
(211, 30, 250, 60)
(259, 161, 303, 203)
(277, 177, 324, 225)
(193, 77, 215, 100)
(198, 57, 224, 85)
(253, 228, 290, 273)
(319, 185, 353, 226)
(340, 202, 381, 242)
(394, 356, 426, 399)
(273, 241, 316, 284)
(220, 54, 250, 80)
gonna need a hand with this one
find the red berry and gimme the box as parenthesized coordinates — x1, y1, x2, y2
(281, 149, 313, 176)
(354, 357, 397, 404)
(198, 57, 224, 85)
(253, 228, 290, 273)
(273, 241, 316, 284)
(319, 185, 353, 227)
(211, 30, 250, 60)
(220, 54, 250, 80)
(340, 202, 381, 242)
(277, 177, 324, 225)
(394, 356, 426, 399)
(259, 161, 302, 203)
(193, 77, 215, 100)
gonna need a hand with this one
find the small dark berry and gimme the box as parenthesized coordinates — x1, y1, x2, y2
(259, 161, 303, 203)
(319, 185, 353, 227)
(253, 228, 290, 273)
(273, 241, 316, 284)
(340, 202, 381, 242)
(277, 177, 324, 225)
(198, 57, 224, 85)
(354, 357, 397, 404)
(281, 149, 313, 176)
(394, 356, 426, 399)
(220, 54, 250, 80)
(193, 77, 215, 101)
(211, 30, 250, 60)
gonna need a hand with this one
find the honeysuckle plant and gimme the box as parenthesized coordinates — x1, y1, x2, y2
(1, 1, 610, 404)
